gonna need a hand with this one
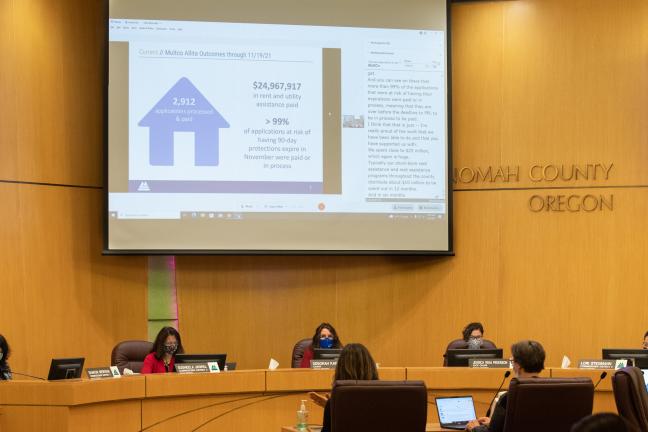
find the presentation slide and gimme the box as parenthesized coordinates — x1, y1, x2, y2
(107, 0, 451, 253)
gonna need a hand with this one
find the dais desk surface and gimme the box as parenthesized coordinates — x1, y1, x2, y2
(0, 367, 614, 432)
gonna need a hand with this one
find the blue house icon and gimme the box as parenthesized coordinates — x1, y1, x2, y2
(139, 77, 230, 166)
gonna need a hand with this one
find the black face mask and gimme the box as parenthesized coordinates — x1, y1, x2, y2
(164, 344, 178, 355)
(468, 337, 483, 349)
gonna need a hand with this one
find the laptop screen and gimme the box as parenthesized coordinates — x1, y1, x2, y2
(642, 369, 648, 392)
(436, 396, 477, 426)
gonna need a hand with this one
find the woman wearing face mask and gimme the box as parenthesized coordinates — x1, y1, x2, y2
(443, 322, 497, 366)
(0, 334, 12, 380)
(299, 322, 343, 368)
(141, 326, 184, 374)
(465, 340, 546, 432)
(463, 322, 487, 349)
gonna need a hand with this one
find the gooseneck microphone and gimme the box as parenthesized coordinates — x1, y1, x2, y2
(485, 370, 511, 417)
(593, 371, 607, 389)
(9, 371, 46, 380)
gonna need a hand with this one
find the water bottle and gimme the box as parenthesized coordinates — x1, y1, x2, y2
(296, 399, 309, 431)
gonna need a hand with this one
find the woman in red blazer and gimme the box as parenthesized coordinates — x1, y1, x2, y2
(300, 322, 343, 368)
(141, 326, 184, 374)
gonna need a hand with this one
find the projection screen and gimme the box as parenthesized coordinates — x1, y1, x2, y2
(106, 0, 452, 254)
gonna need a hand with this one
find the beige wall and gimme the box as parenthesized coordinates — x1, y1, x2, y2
(1, 0, 647, 375)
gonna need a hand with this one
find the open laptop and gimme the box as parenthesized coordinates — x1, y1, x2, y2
(435, 396, 477, 430)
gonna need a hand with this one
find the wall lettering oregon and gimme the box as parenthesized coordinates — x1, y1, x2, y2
(453, 163, 615, 213)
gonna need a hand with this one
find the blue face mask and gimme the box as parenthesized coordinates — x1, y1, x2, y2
(320, 337, 334, 349)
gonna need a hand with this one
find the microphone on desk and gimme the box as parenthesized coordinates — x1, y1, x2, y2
(485, 370, 511, 417)
(10, 371, 46, 380)
(594, 371, 607, 390)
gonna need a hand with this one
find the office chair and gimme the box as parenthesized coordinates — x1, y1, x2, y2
(291, 338, 312, 368)
(502, 377, 594, 432)
(443, 338, 497, 366)
(330, 380, 427, 432)
(111, 340, 154, 373)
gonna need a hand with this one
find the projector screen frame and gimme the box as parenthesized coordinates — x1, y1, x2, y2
(102, 0, 454, 256)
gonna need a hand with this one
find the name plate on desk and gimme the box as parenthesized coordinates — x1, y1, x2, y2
(87, 366, 120, 379)
(469, 359, 512, 368)
(175, 362, 221, 374)
(310, 359, 337, 369)
(579, 359, 626, 370)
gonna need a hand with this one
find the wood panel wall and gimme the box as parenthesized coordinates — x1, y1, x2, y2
(0, 0, 147, 377)
(177, 0, 648, 368)
(1, 0, 646, 377)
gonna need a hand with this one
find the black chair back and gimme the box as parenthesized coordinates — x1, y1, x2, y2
(330, 380, 427, 432)
(503, 377, 594, 432)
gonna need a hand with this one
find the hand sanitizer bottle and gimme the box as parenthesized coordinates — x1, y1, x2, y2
(296, 399, 309, 431)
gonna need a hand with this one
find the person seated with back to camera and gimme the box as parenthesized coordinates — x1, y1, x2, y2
(141, 326, 184, 374)
(571, 413, 638, 432)
(0, 334, 12, 380)
(300, 322, 343, 368)
(309, 343, 379, 432)
(443, 322, 496, 366)
(465, 340, 546, 432)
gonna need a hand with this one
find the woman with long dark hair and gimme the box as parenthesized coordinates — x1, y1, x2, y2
(0, 334, 11, 380)
(310, 343, 379, 432)
(299, 323, 342, 368)
(141, 326, 184, 374)
(300, 322, 343, 368)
